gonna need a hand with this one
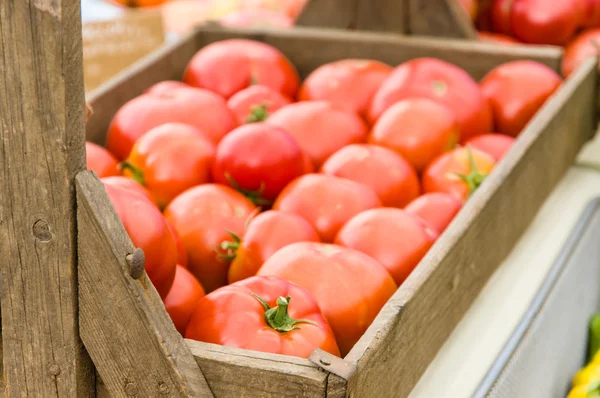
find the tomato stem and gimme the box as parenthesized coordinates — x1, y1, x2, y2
(252, 294, 317, 333)
(225, 173, 273, 206)
(246, 103, 269, 123)
(218, 230, 242, 262)
(453, 146, 488, 196)
(588, 380, 600, 398)
(119, 161, 145, 186)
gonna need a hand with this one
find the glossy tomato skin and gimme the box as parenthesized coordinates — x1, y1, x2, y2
(104, 183, 178, 298)
(228, 211, 321, 284)
(106, 84, 237, 160)
(582, 0, 600, 28)
(212, 124, 305, 201)
(164, 265, 205, 334)
(257, 243, 397, 355)
(490, 0, 515, 35)
(219, 9, 294, 28)
(273, 174, 382, 242)
(405, 193, 463, 234)
(298, 59, 393, 117)
(368, 58, 493, 142)
(227, 85, 292, 124)
(335, 208, 438, 286)
(266, 101, 368, 168)
(422, 147, 496, 203)
(164, 184, 256, 293)
(123, 123, 216, 209)
(101, 176, 157, 206)
(183, 39, 300, 99)
(478, 32, 519, 45)
(511, 0, 583, 45)
(369, 98, 460, 172)
(86, 142, 119, 178)
(145, 80, 190, 95)
(563, 29, 600, 78)
(465, 133, 516, 161)
(320, 144, 420, 208)
(481, 61, 562, 136)
(165, 219, 188, 268)
(186, 275, 340, 358)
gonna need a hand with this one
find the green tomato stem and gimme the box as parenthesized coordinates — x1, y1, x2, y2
(252, 294, 317, 333)
(246, 103, 269, 123)
(119, 161, 145, 186)
(453, 146, 488, 197)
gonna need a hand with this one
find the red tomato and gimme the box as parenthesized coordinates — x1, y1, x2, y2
(227, 85, 292, 124)
(219, 9, 294, 28)
(186, 275, 340, 358)
(478, 32, 520, 45)
(183, 39, 300, 99)
(335, 208, 438, 286)
(465, 133, 516, 161)
(368, 58, 493, 142)
(121, 123, 216, 209)
(490, 0, 514, 35)
(212, 123, 305, 203)
(86, 142, 119, 178)
(369, 98, 460, 172)
(145, 80, 189, 95)
(163, 265, 205, 334)
(266, 101, 368, 168)
(582, 0, 600, 28)
(104, 183, 178, 298)
(227, 210, 321, 284)
(274, 174, 382, 242)
(282, 0, 308, 18)
(320, 144, 420, 208)
(422, 147, 496, 203)
(563, 29, 600, 78)
(480, 61, 562, 136)
(165, 219, 188, 268)
(106, 85, 237, 160)
(101, 176, 157, 206)
(405, 193, 463, 234)
(298, 59, 393, 117)
(164, 184, 256, 292)
(510, 0, 583, 45)
(257, 243, 397, 355)
(113, 0, 167, 6)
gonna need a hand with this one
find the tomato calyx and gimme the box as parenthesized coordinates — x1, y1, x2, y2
(218, 230, 241, 262)
(246, 103, 269, 123)
(119, 161, 145, 185)
(252, 294, 317, 333)
(225, 173, 273, 206)
(588, 380, 600, 398)
(453, 147, 488, 196)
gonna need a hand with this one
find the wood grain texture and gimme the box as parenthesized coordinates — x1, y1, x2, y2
(353, 0, 407, 34)
(76, 171, 213, 397)
(295, 0, 357, 30)
(408, 0, 477, 38)
(343, 57, 599, 398)
(0, 0, 95, 395)
(187, 341, 327, 397)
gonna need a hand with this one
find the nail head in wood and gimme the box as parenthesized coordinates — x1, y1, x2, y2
(32, 219, 53, 242)
(124, 382, 139, 396)
(158, 382, 170, 395)
(48, 364, 61, 376)
(126, 248, 145, 279)
(308, 349, 357, 380)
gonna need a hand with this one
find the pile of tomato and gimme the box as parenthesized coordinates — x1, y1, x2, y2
(86, 38, 562, 358)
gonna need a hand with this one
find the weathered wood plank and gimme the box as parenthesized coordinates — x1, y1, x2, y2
(76, 171, 213, 397)
(0, 0, 95, 395)
(295, 0, 357, 30)
(187, 341, 328, 397)
(408, 0, 477, 38)
(344, 57, 599, 398)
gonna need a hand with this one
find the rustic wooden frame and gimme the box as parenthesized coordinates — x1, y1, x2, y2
(79, 24, 599, 397)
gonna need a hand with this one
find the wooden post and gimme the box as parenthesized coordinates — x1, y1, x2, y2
(0, 0, 95, 396)
(408, 0, 478, 39)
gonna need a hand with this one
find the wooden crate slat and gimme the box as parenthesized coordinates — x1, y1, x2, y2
(0, 0, 95, 395)
(343, 57, 599, 398)
(408, 0, 477, 38)
(76, 171, 213, 397)
(295, 0, 358, 31)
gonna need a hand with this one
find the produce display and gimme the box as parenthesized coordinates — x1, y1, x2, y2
(86, 38, 563, 359)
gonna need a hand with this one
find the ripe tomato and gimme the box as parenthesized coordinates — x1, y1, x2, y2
(121, 123, 216, 209)
(335, 208, 438, 286)
(186, 275, 339, 358)
(320, 144, 420, 208)
(165, 219, 188, 268)
(163, 265, 205, 334)
(405, 193, 463, 234)
(283, 0, 308, 18)
(219, 9, 294, 28)
(112, 0, 167, 7)
(480, 61, 562, 136)
(266, 101, 368, 168)
(106, 84, 237, 160)
(273, 174, 382, 242)
(457, 0, 478, 21)
(164, 184, 256, 293)
(145, 80, 189, 95)
(563, 29, 600, 78)
(369, 98, 460, 172)
(368, 58, 493, 142)
(422, 147, 496, 202)
(490, 0, 514, 35)
(465, 133, 516, 161)
(582, 0, 600, 28)
(86, 142, 119, 178)
(227, 211, 320, 284)
(183, 39, 300, 99)
(478, 32, 519, 45)
(298, 59, 393, 117)
(104, 183, 178, 298)
(212, 124, 305, 203)
(257, 242, 397, 355)
(227, 85, 292, 124)
(510, 0, 583, 45)
(101, 176, 157, 206)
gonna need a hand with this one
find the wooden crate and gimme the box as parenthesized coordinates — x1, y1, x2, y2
(1, 1, 597, 396)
